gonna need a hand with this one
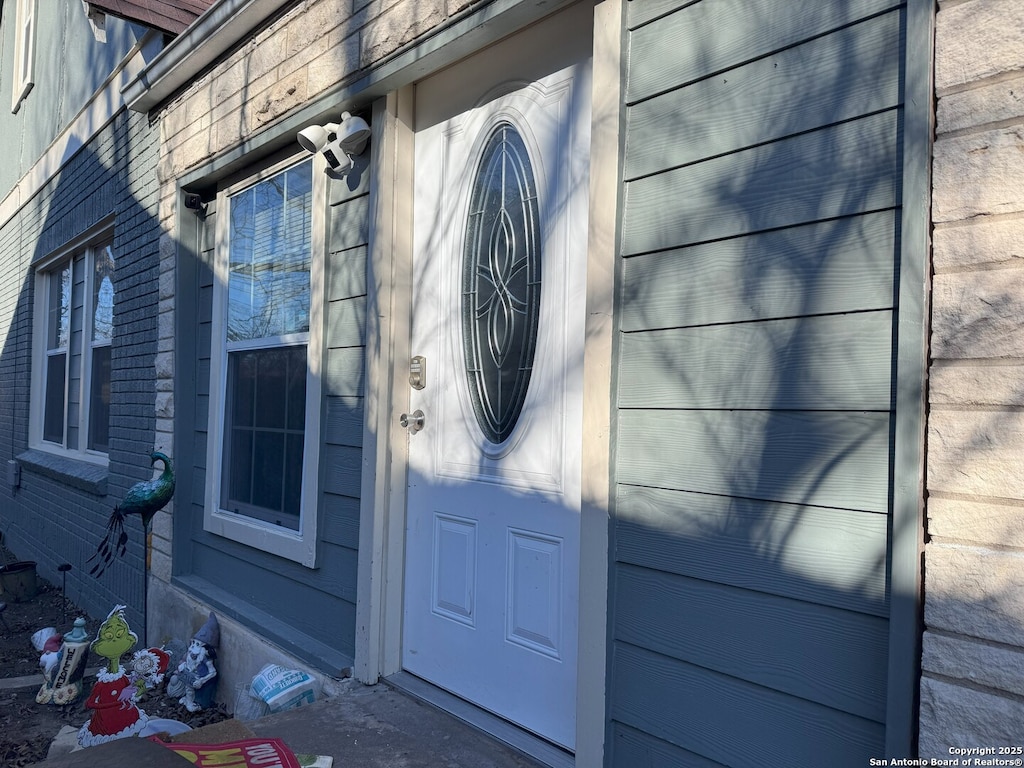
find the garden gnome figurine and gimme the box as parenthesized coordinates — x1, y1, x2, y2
(36, 617, 90, 706)
(77, 605, 149, 747)
(167, 612, 219, 712)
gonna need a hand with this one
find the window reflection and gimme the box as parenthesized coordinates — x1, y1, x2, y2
(93, 243, 114, 343)
(228, 162, 312, 342)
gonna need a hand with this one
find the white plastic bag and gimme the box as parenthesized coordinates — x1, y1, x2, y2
(250, 664, 318, 713)
(233, 683, 271, 722)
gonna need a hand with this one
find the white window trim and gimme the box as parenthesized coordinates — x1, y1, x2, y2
(11, 0, 36, 113)
(29, 220, 114, 467)
(204, 154, 325, 568)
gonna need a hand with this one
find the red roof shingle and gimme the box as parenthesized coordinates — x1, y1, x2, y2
(85, 0, 215, 36)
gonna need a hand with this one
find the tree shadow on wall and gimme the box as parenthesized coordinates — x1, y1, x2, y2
(606, 3, 932, 766)
(0, 109, 164, 636)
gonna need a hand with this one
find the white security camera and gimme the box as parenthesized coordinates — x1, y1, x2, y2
(297, 122, 340, 165)
(297, 112, 371, 176)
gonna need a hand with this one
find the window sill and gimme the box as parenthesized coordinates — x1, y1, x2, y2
(173, 574, 353, 676)
(11, 81, 32, 115)
(204, 508, 318, 568)
(16, 449, 108, 496)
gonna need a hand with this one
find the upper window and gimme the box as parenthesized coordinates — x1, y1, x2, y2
(11, 0, 36, 113)
(206, 157, 324, 566)
(32, 233, 114, 462)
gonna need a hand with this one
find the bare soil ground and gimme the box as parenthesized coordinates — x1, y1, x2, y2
(1, 569, 229, 766)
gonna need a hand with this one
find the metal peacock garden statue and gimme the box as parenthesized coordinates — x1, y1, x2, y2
(88, 451, 175, 577)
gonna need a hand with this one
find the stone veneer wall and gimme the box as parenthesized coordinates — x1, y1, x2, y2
(921, 0, 1024, 757)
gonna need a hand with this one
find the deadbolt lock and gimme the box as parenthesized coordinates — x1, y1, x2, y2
(410, 355, 426, 390)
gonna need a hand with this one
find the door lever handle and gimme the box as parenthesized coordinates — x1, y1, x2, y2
(400, 409, 425, 434)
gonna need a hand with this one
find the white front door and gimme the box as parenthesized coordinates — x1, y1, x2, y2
(403, 62, 591, 750)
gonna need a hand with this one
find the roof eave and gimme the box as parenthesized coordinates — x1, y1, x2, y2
(123, 0, 282, 113)
(84, 0, 208, 36)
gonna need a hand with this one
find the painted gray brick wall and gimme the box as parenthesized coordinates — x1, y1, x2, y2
(0, 107, 163, 632)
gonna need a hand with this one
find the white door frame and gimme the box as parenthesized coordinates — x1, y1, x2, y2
(404, 61, 589, 751)
(354, 2, 622, 764)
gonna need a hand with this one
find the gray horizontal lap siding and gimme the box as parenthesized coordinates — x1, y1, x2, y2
(181, 167, 367, 673)
(608, 1, 909, 765)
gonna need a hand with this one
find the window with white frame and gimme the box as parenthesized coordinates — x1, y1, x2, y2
(205, 156, 324, 566)
(11, 0, 36, 113)
(32, 233, 114, 461)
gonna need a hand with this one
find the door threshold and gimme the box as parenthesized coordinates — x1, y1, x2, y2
(385, 672, 575, 768)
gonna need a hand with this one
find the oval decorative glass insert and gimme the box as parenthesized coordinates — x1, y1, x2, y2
(462, 121, 542, 444)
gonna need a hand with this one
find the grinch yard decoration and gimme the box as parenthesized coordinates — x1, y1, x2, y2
(129, 645, 171, 697)
(77, 605, 150, 747)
